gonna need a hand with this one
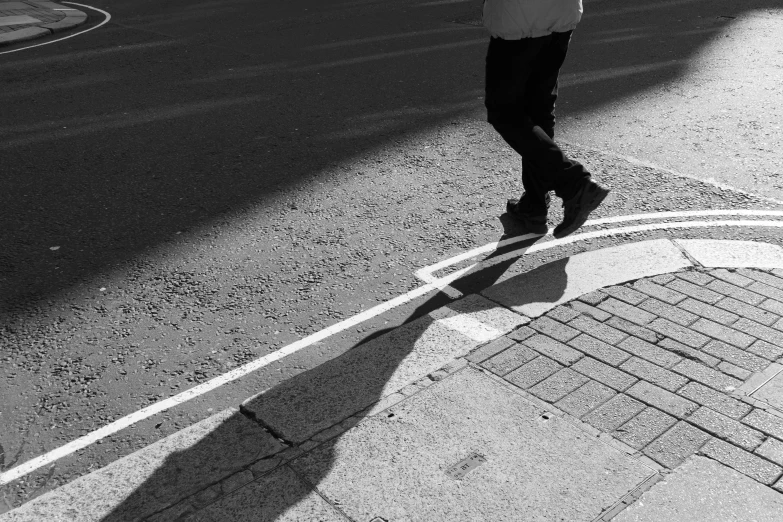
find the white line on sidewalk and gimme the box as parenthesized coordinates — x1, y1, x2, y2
(3, 212, 782, 486)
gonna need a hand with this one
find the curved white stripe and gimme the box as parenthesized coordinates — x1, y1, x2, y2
(416, 210, 783, 279)
(0, 2, 110, 55)
(3, 217, 783, 486)
(433, 220, 783, 288)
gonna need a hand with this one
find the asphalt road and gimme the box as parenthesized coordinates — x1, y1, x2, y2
(2, 0, 782, 511)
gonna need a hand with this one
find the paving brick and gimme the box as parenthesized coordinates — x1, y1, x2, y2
(466, 336, 515, 364)
(529, 316, 580, 343)
(737, 268, 783, 290)
(756, 437, 783, 467)
(672, 359, 742, 392)
(633, 279, 687, 304)
(598, 297, 656, 325)
(677, 382, 752, 419)
(570, 300, 611, 322)
(748, 339, 783, 361)
(743, 409, 783, 440)
(567, 316, 628, 345)
(687, 407, 765, 451)
(711, 268, 754, 288)
(582, 394, 645, 432)
(638, 297, 697, 326)
(546, 305, 581, 324)
(700, 438, 783, 485)
(621, 357, 688, 392)
(691, 319, 755, 349)
(715, 297, 778, 326)
(522, 334, 583, 365)
(605, 317, 660, 344)
(733, 318, 783, 346)
(578, 290, 608, 306)
(651, 273, 676, 285)
(648, 318, 710, 348)
(718, 361, 752, 380)
(504, 356, 562, 389)
(759, 298, 783, 316)
(614, 407, 676, 450)
(644, 421, 712, 468)
(617, 336, 681, 369)
(528, 368, 589, 403)
(702, 340, 769, 372)
(676, 270, 714, 286)
(572, 357, 638, 391)
(747, 281, 783, 303)
(554, 380, 616, 418)
(627, 381, 697, 418)
(676, 297, 740, 325)
(601, 285, 648, 305)
(668, 278, 724, 304)
(506, 325, 536, 342)
(568, 334, 630, 367)
(659, 338, 720, 367)
(482, 344, 538, 376)
(706, 279, 766, 306)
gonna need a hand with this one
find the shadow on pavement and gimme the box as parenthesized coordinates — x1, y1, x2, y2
(2, 0, 780, 515)
(98, 227, 569, 520)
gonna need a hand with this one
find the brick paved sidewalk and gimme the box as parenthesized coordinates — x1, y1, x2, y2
(472, 266, 783, 493)
(0, 0, 86, 47)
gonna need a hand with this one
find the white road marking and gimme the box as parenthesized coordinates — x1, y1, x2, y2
(0, 2, 110, 55)
(416, 210, 783, 282)
(3, 211, 783, 485)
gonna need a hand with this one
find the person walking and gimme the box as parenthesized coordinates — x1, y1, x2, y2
(483, 0, 609, 237)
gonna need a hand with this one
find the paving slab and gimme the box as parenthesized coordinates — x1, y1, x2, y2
(242, 313, 486, 443)
(483, 239, 691, 318)
(677, 239, 783, 269)
(614, 456, 783, 522)
(188, 466, 348, 522)
(0, 409, 284, 522)
(291, 367, 656, 522)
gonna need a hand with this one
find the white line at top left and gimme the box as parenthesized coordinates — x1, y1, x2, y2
(0, 2, 110, 55)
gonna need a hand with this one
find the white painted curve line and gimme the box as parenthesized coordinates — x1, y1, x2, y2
(5, 214, 783, 485)
(415, 210, 783, 280)
(430, 220, 783, 294)
(0, 278, 447, 486)
(0, 2, 110, 55)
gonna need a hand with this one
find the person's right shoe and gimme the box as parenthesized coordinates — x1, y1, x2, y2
(506, 198, 549, 235)
(553, 179, 610, 238)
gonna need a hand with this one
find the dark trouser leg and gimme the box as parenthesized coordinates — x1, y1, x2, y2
(485, 33, 590, 208)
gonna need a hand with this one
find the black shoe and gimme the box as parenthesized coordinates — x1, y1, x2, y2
(553, 179, 609, 238)
(506, 199, 549, 235)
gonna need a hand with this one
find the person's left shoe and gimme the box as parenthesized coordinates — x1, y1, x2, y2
(506, 199, 549, 235)
(553, 179, 610, 238)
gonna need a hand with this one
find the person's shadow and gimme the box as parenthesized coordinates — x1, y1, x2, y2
(96, 218, 572, 521)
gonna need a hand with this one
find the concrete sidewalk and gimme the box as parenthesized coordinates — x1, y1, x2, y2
(5, 238, 783, 521)
(0, 0, 86, 47)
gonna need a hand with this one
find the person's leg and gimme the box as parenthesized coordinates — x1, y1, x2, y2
(485, 35, 591, 206)
(485, 36, 551, 216)
(524, 30, 591, 199)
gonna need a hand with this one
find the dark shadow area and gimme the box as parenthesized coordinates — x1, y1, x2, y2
(3, 0, 781, 514)
(99, 227, 565, 521)
(1, 0, 777, 311)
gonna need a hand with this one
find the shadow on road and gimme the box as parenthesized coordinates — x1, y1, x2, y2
(2, 0, 780, 516)
(99, 227, 569, 520)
